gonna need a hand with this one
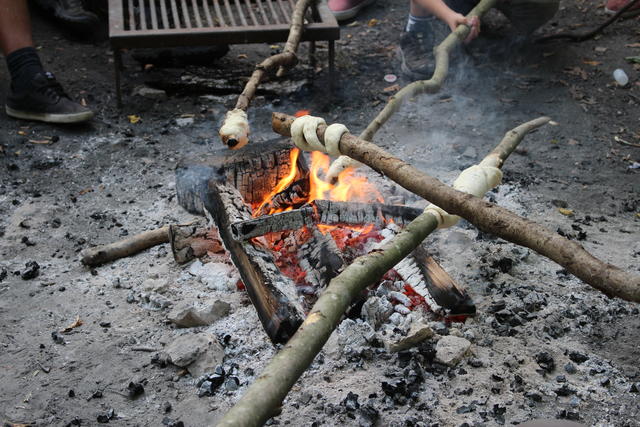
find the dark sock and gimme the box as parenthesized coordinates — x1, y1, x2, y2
(6, 47, 44, 93)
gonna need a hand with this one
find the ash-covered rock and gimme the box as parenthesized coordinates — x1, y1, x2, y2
(167, 299, 231, 327)
(435, 335, 472, 366)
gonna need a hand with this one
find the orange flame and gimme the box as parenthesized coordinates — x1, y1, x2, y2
(253, 149, 384, 232)
(253, 148, 301, 216)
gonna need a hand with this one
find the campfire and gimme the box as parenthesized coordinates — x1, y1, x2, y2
(175, 139, 475, 344)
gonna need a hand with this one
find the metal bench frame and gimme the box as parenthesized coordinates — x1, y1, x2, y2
(108, 0, 340, 107)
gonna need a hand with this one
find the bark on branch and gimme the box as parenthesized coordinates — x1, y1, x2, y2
(215, 117, 544, 427)
(272, 112, 640, 303)
(80, 226, 170, 267)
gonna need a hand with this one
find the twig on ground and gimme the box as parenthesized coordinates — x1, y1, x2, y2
(536, 0, 640, 43)
(80, 226, 170, 267)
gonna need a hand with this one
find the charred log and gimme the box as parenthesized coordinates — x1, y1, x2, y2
(169, 223, 224, 264)
(208, 181, 304, 344)
(231, 200, 423, 241)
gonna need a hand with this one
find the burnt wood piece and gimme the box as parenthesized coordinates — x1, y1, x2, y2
(169, 223, 224, 264)
(208, 181, 304, 344)
(175, 138, 308, 215)
(412, 245, 476, 316)
(298, 226, 345, 294)
(231, 200, 424, 241)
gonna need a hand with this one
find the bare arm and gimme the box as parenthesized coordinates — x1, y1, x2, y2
(411, 0, 480, 41)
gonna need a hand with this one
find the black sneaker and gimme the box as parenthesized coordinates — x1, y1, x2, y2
(399, 31, 437, 81)
(6, 72, 94, 124)
(33, 0, 99, 29)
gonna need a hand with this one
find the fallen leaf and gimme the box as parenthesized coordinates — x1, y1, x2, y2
(636, 213, 640, 219)
(144, 63, 154, 70)
(80, 98, 87, 107)
(61, 315, 83, 333)
(29, 139, 52, 145)
(564, 66, 588, 80)
(346, 21, 359, 27)
(269, 44, 280, 49)
(128, 114, 141, 124)
(237, 53, 248, 59)
(383, 84, 400, 93)
(558, 208, 574, 216)
(582, 59, 601, 66)
(17, 130, 27, 136)
(79, 188, 94, 195)
(625, 56, 640, 64)
(367, 18, 379, 27)
(626, 43, 640, 48)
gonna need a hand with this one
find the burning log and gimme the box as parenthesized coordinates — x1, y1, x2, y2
(230, 200, 423, 241)
(216, 117, 548, 427)
(176, 139, 308, 216)
(80, 226, 170, 267)
(218, 0, 315, 149)
(208, 181, 305, 344)
(326, 0, 499, 180)
(252, 178, 309, 217)
(272, 112, 640, 304)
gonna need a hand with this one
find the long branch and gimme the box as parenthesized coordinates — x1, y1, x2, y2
(359, 0, 497, 142)
(272, 112, 640, 303)
(219, 0, 314, 149)
(327, 0, 497, 178)
(236, 0, 313, 111)
(215, 118, 543, 427)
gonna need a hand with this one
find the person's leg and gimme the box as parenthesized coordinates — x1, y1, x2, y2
(0, 0, 93, 123)
(496, 0, 559, 35)
(328, 0, 377, 22)
(0, 0, 34, 55)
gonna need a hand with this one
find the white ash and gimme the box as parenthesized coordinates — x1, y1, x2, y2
(188, 259, 238, 291)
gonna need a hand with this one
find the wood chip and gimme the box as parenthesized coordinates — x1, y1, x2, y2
(61, 315, 83, 333)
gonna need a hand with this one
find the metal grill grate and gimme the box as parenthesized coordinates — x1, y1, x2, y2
(109, 0, 338, 46)
(108, 0, 339, 106)
(119, 0, 305, 31)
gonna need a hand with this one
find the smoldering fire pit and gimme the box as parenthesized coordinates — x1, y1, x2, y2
(176, 139, 475, 344)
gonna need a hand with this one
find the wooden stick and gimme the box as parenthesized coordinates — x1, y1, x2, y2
(216, 118, 540, 427)
(219, 0, 314, 149)
(537, 0, 640, 43)
(80, 227, 170, 267)
(273, 112, 640, 303)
